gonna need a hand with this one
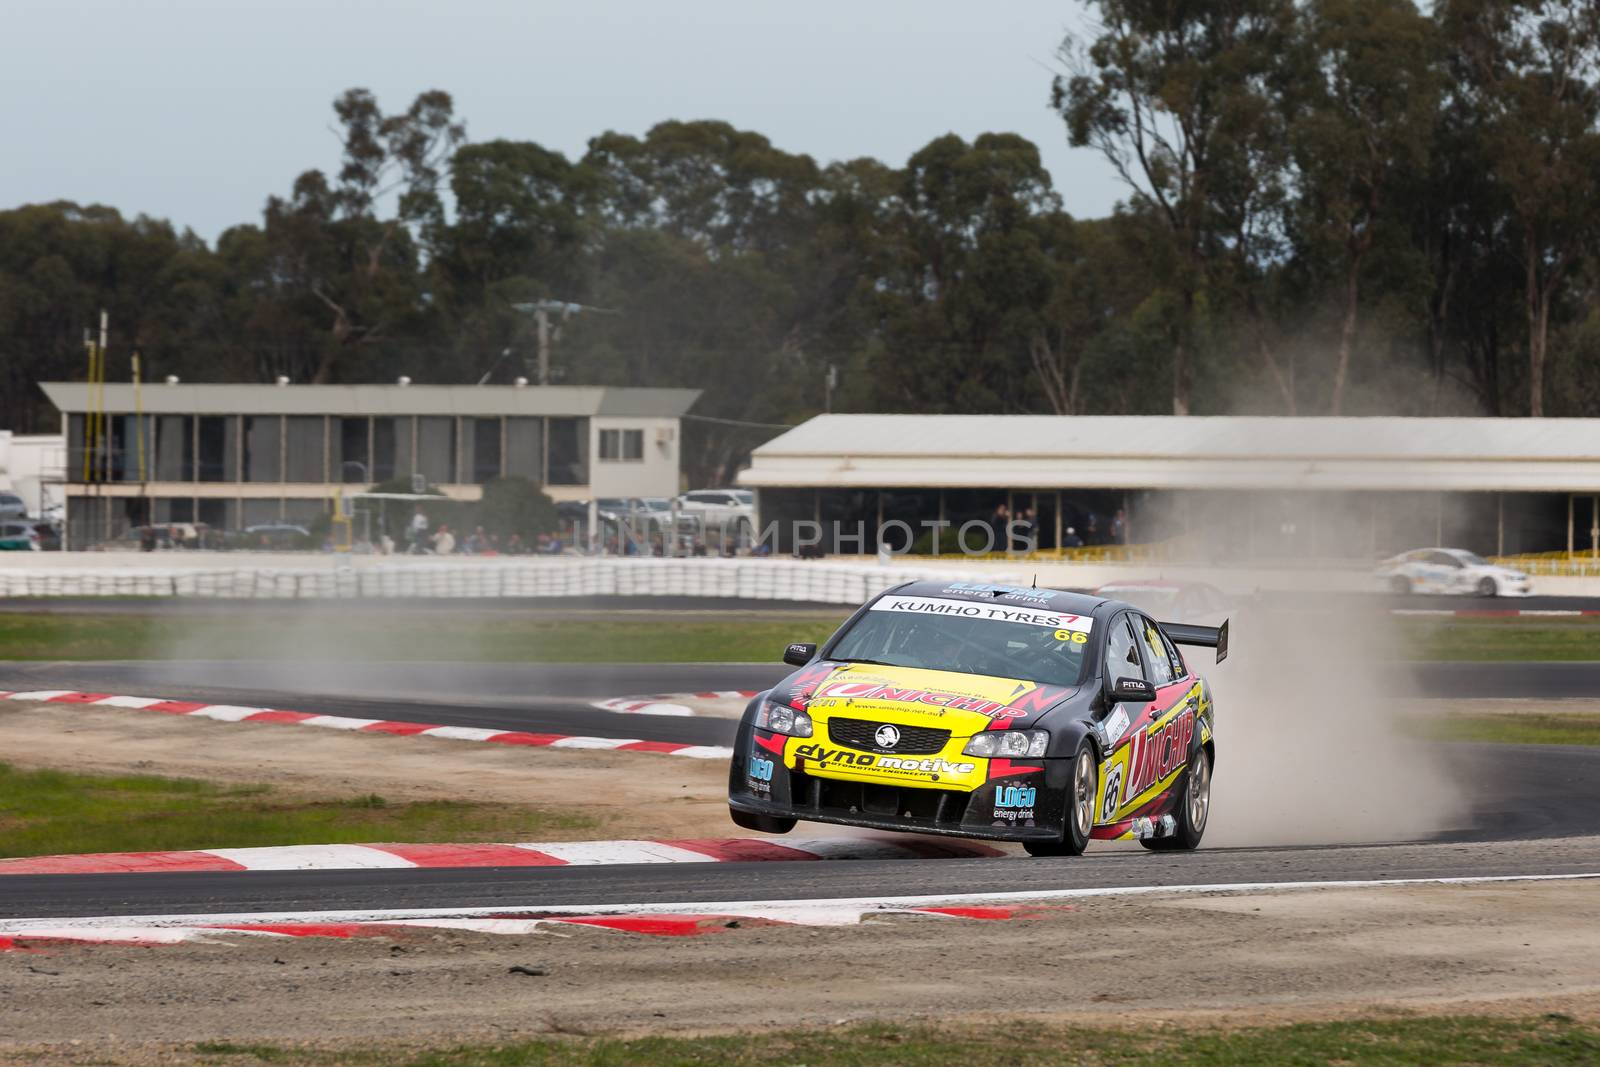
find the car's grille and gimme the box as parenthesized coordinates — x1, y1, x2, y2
(828, 717, 950, 755)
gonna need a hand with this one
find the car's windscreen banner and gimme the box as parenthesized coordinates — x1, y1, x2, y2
(870, 595, 1094, 633)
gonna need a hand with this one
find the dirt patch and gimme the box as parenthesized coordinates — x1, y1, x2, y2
(2, 878, 1598, 1063)
(0, 701, 733, 841)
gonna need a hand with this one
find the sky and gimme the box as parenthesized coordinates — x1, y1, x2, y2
(2, 0, 1124, 244)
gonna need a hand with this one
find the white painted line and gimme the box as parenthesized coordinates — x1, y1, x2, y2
(672, 745, 736, 760)
(207, 845, 418, 872)
(190, 704, 270, 723)
(1521, 610, 1584, 616)
(6, 690, 73, 701)
(8, 871, 1596, 935)
(419, 725, 507, 742)
(299, 715, 383, 731)
(91, 695, 166, 709)
(547, 736, 636, 750)
(526, 840, 713, 865)
(630, 702, 694, 717)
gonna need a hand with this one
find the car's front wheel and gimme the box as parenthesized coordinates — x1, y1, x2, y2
(729, 808, 796, 834)
(1140, 746, 1211, 851)
(1023, 742, 1096, 857)
(1476, 576, 1498, 597)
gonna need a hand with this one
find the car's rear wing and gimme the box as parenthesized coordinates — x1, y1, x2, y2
(1160, 619, 1229, 664)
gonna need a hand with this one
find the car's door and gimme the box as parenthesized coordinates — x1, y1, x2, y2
(1094, 612, 1149, 825)
(1422, 550, 1464, 593)
(1097, 611, 1201, 827)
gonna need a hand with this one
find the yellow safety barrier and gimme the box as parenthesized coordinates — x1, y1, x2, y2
(1489, 553, 1600, 577)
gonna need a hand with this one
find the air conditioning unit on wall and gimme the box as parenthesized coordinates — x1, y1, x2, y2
(655, 427, 675, 445)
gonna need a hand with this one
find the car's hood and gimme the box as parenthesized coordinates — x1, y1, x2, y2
(769, 660, 1077, 734)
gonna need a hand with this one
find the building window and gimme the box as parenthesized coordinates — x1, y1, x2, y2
(416, 417, 455, 486)
(336, 416, 371, 484)
(547, 418, 588, 485)
(505, 417, 544, 482)
(243, 416, 282, 482)
(197, 416, 234, 482)
(284, 417, 324, 482)
(599, 428, 644, 462)
(154, 416, 195, 482)
(471, 417, 503, 484)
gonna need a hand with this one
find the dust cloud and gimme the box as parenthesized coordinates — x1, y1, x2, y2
(1201, 583, 1467, 848)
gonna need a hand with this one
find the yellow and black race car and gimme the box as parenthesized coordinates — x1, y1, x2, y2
(728, 580, 1226, 856)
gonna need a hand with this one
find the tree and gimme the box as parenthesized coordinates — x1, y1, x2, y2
(260, 88, 465, 384)
(477, 476, 559, 540)
(1289, 0, 1441, 413)
(1443, 0, 1600, 415)
(1055, 0, 1298, 414)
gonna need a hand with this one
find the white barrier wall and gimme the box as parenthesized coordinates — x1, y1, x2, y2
(0, 557, 987, 602)
(4, 552, 1595, 598)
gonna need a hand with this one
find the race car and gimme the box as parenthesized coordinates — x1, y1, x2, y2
(728, 580, 1225, 856)
(1376, 548, 1531, 597)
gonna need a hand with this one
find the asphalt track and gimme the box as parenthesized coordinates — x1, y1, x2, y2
(5, 655, 1598, 731)
(3, 649, 1599, 921)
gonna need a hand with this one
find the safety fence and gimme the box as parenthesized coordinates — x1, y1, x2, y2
(1490, 553, 1600, 577)
(0, 558, 1003, 603)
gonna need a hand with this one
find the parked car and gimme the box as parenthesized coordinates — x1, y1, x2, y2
(0, 492, 26, 520)
(0, 520, 41, 551)
(28, 521, 61, 551)
(1376, 548, 1531, 597)
(241, 523, 313, 551)
(675, 488, 755, 541)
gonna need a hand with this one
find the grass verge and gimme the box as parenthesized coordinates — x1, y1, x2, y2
(1399, 615, 1600, 661)
(0, 762, 596, 858)
(183, 1016, 1600, 1066)
(1412, 711, 1600, 747)
(0, 611, 848, 663)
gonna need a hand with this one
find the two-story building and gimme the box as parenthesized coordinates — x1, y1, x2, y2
(41, 382, 699, 545)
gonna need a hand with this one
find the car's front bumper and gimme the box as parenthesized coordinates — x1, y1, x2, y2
(729, 728, 1074, 843)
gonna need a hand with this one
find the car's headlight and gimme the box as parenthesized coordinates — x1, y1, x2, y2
(963, 730, 1048, 758)
(754, 701, 814, 737)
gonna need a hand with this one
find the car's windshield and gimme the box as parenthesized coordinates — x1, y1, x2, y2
(829, 594, 1092, 688)
(1457, 551, 1489, 566)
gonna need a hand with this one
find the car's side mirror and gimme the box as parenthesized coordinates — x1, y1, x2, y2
(1109, 676, 1156, 702)
(783, 642, 817, 667)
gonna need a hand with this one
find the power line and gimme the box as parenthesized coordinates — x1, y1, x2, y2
(682, 413, 797, 431)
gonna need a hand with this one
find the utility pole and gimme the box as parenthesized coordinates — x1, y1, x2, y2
(825, 364, 838, 413)
(510, 300, 618, 385)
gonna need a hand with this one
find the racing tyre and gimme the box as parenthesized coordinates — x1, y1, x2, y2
(1477, 577, 1498, 597)
(729, 807, 796, 834)
(1389, 575, 1412, 594)
(1140, 746, 1211, 851)
(1023, 742, 1096, 857)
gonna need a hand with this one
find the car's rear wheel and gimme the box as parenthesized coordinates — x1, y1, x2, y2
(1476, 576, 1498, 597)
(1389, 575, 1412, 594)
(1023, 742, 1096, 857)
(729, 808, 796, 834)
(1140, 746, 1211, 851)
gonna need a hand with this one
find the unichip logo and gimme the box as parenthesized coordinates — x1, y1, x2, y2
(874, 724, 901, 749)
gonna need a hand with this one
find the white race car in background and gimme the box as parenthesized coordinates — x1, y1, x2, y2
(1377, 548, 1531, 597)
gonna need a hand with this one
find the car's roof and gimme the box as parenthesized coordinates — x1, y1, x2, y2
(883, 579, 1106, 615)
